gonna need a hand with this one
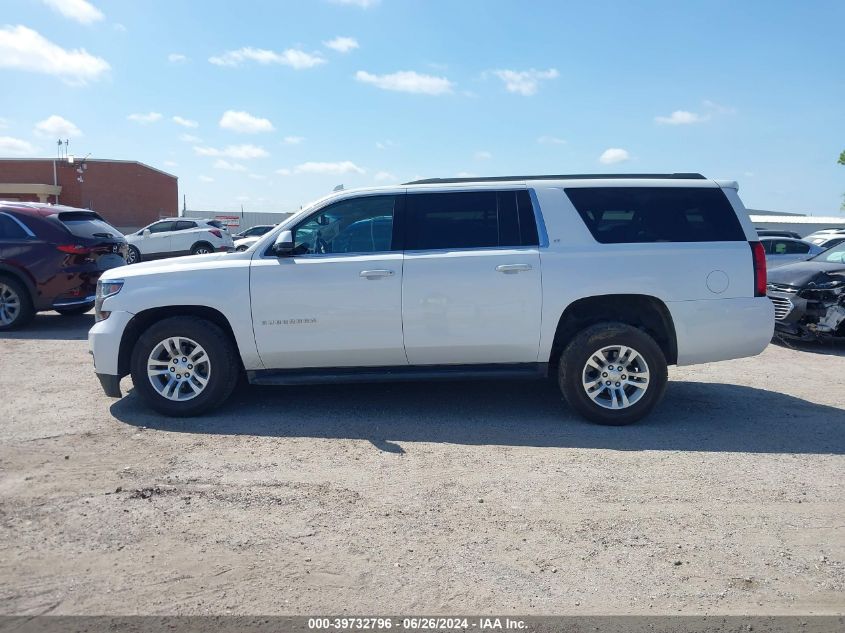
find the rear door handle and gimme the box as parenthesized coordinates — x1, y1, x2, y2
(496, 263, 533, 274)
(360, 269, 395, 279)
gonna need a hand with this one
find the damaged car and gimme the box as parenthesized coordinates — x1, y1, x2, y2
(767, 241, 845, 339)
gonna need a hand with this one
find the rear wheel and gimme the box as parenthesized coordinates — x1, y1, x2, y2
(558, 322, 668, 425)
(0, 276, 34, 331)
(191, 242, 213, 255)
(55, 302, 94, 316)
(126, 245, 141, 264)
(130, 316, 239, 416)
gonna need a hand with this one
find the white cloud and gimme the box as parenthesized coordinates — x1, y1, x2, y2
(276, 168, 292, 176)
(703, 100, 736, 115)
(491, 68, 559, 96)
(199, 175, 214, 182)
(0, 136, 38, 156)
(599, 148, 630, 164)
(127, 112, 162, 124)
(355, 70, 453, 95)
(248, 173, 266, 180)
(655, 110, 709, 125)
(474, 151, 492, 160)
(168, 53, 188, 63)
(179, 133, 201, 143)
(194, 144, 269, 159)
(294, 161, 365, 175)
(283, 136, 305, 145)
(209, 47, 325, 70)
(42, 0, 104, 25)
(0, 117, 8, 129)
(113, 23, 126, 32)
(219, 110, 274, 134)
(455, 171, 477, 178)
(34, 115, 82, 138)
(538, 135, 566, 145)
(373, 171, 396, 182)
(0, 25, 110, 85)
(324, 36, 359, 53)
(330, 0, 379, 7)
(172, 115, 198, 128)
(213, 159, 247, 171)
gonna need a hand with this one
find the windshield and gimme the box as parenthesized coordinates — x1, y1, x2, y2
(812, 242, 845, 263)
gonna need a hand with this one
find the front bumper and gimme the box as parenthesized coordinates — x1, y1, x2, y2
(88, 309, 134, 381)
(768, 280, 845, 338)
(96, 373, 122, 398)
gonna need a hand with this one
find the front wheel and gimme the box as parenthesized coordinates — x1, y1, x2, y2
(130, 316, 239, 416)
(558, 322, 668, 426)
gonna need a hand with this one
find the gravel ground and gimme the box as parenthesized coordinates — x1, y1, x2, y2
(1, 312, 843, 616)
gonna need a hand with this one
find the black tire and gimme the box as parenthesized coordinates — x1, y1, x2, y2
(191, 242, 213, 255)
(558, 322, 668, 426)
(0, 275, 34, 331)
(126, 245, 141, 264)
(235, 245, 248, 252)
(130, 316, 239, 416)
(55, 302, 94, 316)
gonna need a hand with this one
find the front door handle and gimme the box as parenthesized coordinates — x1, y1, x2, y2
(360, 269, 395, 279)
(496, 263, 533, 274)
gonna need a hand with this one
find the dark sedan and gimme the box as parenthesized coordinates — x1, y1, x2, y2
(766, 242, 845, 339)
(0, 202, 126, 330)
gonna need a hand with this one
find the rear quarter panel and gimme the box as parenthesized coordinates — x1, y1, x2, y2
(533, 184, 772, 365)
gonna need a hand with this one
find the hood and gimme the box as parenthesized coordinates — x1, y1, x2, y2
(100, 251, 243, 281)
(767, 259, 845, 288)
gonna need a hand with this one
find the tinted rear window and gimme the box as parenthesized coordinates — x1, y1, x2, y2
(57, 211, 121, 239)
(405, 190, 539, 250)
(564, 187, 745, 243)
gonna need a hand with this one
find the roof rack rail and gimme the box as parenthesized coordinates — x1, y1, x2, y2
(403, 173, 706, 185)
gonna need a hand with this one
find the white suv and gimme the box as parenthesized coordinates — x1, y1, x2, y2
(90, 174, 774, 425)
(125, 218, 234, 264)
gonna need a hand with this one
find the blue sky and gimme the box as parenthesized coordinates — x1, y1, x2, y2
(1, 0, 843, 214)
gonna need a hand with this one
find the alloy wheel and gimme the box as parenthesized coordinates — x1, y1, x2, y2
(146, 336, 211, 401)
(581, 344, 650, 410)
(0, 283, 21, 326)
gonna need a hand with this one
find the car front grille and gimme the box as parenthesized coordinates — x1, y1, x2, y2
(768, 295, 794, 321)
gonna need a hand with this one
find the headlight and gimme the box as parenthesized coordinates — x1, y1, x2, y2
(95, 279, 124, 321)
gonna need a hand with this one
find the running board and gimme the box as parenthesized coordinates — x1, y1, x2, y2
(247, 363, 548, 386)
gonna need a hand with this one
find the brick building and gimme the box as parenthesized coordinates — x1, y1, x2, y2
(0, 158, 178, 231)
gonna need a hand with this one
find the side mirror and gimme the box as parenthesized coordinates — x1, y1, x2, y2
(142, 228, 151, 237)
(272, 230, 294, 256)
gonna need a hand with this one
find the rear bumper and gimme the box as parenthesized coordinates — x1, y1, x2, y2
(667, 297, 774, 365)
(53, 294, 95, 309)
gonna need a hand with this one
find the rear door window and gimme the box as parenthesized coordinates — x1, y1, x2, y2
(405, 190, 538, 250)
(57, 211, 121, 239)
(174, 221, 197, 231)
(564, 187, 745, 243)
(0, 213, 30, 239)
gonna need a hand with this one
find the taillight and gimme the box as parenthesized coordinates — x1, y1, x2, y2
(750, 241, 767, 297)
(56, 244, 92, 255)
(209, 229, 222, 238)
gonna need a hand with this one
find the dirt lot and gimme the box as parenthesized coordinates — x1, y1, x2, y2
(1, 312, 843, 616)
